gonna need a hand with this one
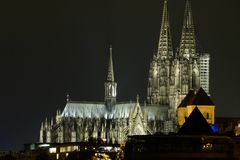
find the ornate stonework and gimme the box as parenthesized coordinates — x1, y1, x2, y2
(40, 0, 210, 144)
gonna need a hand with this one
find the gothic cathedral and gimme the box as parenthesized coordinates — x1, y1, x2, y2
(39, 0, 210, 144)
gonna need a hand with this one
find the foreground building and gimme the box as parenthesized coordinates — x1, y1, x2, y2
(124, 135, 236, 160)
(177, 88, 215, 128)
(40, 0, 211, 144)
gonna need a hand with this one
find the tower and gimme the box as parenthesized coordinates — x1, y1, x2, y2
(177, 0, 200, 97)
(147, 0, 173, 105)
(179, 0, 197, 60)
(200, 54, 210, 94)
(104, 46, 117, 110)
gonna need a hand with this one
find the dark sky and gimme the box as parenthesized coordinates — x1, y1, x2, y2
(1, 0, 240, 150)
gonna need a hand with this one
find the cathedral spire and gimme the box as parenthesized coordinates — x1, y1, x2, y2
(107, 45, 114, 82)
(66, 94, 70, 102)
(179, 0, 197, 59)
(147, 0, 173, 105)
(157, 0, 173, 60)
(105, 45, 117, 109)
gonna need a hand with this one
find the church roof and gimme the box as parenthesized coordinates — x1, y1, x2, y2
(178, 107, 213, 135)
(189, 87, 214, 105)
(178, 88, 214, 108)
(61, 101, 168, 120)
(178, 90, 195, 108)
(61, 101, 134, 119)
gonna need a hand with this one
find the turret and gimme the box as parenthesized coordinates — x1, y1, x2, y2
(104, 46, 117, 110)
(39, 122, 44, 143)
(56, 110, 61, 124)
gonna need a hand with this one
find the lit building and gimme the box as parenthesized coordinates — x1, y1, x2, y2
(24, 142, 120, 160)
(146, 0, 210, 123)
(200, 54, 210, 94)
(177, 88, 215, 128)
(40, 0, 211, 144)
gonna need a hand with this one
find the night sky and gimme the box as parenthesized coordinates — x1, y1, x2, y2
(1, 0, 240, 150)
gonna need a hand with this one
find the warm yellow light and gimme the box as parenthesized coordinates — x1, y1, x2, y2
(60, 147, 66, 153)
(73, 145, 79, 151)
(49, 147, 56, 153)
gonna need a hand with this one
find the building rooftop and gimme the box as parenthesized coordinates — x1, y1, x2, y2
(189, 87, 214, 105)
(178, 107, 213, 135)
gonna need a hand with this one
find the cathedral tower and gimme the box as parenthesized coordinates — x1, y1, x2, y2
(177, 0, 200, 96)
(104, 46, 117, 109)
(147, 0, 173, 105)
(179, 0, 197, 60)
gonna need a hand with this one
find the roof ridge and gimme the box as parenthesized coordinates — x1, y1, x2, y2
(189, 87, 214, 105)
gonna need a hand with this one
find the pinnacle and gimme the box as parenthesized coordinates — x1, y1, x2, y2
(136, 94, 139, 104)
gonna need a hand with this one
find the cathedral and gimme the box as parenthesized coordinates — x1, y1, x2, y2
(40, 0, 210, 144)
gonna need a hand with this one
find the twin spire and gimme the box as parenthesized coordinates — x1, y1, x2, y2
(157, 0, 173, 59)
(179, 0, 197, 58)
(157, 0, 196, 59)
(105, 0, 196, 105)
(107, 0, 195, 81)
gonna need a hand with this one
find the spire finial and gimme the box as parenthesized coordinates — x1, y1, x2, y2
(107, 45, 114, 82)
(136, 94, 139, 104)
(66, 94, 70, 102)
(110, 44, 112, 54)
(184, 0, 193, 28)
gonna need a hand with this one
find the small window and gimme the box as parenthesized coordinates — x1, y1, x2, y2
(206, 113, 210, 119)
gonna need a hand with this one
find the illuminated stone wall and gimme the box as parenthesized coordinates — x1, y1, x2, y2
(178, 105, 215, 128)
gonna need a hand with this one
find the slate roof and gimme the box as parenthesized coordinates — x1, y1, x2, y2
(178, 90, 195, 108)
(61, 101, 134, 119)
(61, 101, 168, 120)
(189, 87, 214, 105)
(178, 88, 214, 108)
